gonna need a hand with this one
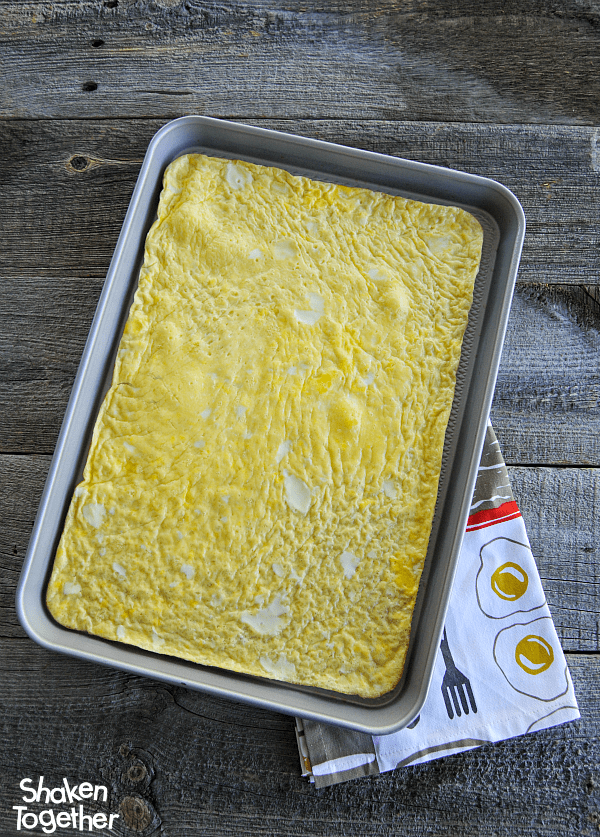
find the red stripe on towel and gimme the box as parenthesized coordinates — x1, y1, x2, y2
(466, 500, 521, 532)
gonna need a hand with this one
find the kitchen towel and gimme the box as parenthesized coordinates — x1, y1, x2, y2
(296, 426, 579, 787)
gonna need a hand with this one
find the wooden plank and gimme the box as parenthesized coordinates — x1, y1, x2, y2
(0, 277, 103, 454)
(0, 454, 50, 638)
(1, 118, 599, 284)
(0, 636, 596, 836)
(490, 284, 600, 467)
(2, 278, 599, 465)
(1, 1, 599, 125)
(3, 454, 599, 650)
(509, 466, 600, 652)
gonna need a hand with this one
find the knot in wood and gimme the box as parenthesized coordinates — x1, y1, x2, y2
(82, 81, 98, 93)
(119, 796, 152, 832)
(126, 760, 148, 783)
(69, 156, 89, 171)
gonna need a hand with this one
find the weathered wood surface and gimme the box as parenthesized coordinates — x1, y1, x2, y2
(491, 285, 600, 467)
(509, 467, 600, 652)
(2, 0, 600, 125)
(3, 279, 600, 466)
(0, 639, 598, 836)
(2, 118, 600, 285)
(2, 0, 600, 833)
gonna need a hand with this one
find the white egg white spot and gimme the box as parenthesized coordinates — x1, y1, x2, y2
(74, 486, 86, 498)
(287, 365, 297, 375)
(116, 625, 126, 640)
(339, 550, 361, 579)
(112, 562, 126, 577)
(272, 562, 285, 578)
(426, 234, 454, 255)
(201, 408, 212, 419)
(276, 440, 292, 463)
(283, 471, 311, 515)
(361, 372, 375, 386)
(63, 582, 81, 595)
(225, 161, 252, 190)
(241, 595, 289, 635)
(123, 441, 136, 454)
(383, 480, 397, 499)
(294, 291, 324, 325)
(194, 439, 205, 448)
(307, 292, 324, 314)
(243, 432, 253, 439)
(259, 654, 296, 680)
(235, 405, 247, 418)
(271, 181, 289, 195)
(169, 580, 180, 588)
(248, 248, 264, 260)
(369, 268, 387, 282)
(99, 548, 107, 556)
(152, 628, 165, 647)
(82, 503, 106, 529)
(273, 239, 298, 260)
(294, 309, 321, 325)
(181, 564, 195, 580)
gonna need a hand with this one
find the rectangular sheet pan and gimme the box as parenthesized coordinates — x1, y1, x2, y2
(17, 116, 525, 735)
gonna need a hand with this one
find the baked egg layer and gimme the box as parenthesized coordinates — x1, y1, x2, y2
(47, 153, 483, 698)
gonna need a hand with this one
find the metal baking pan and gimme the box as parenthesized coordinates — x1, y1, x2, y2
(17, 116, 525, 735)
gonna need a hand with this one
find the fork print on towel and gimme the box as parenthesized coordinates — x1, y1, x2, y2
(440, 627, 478, 719)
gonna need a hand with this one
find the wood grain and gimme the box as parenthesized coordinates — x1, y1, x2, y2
(2, 1, 599, 830)
(509, 466, 600, 652)
(0, 454, 50, 639)
(0, 637, 597, 836)
(1, 119, 600, 286)
(2, 278, 599, 465)
(491, 285, 600, 467)
(0, 277, 104, 454)
(1, 0, 599, 125)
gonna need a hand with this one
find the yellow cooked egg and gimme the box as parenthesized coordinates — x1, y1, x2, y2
(46, 153, 483, 698)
